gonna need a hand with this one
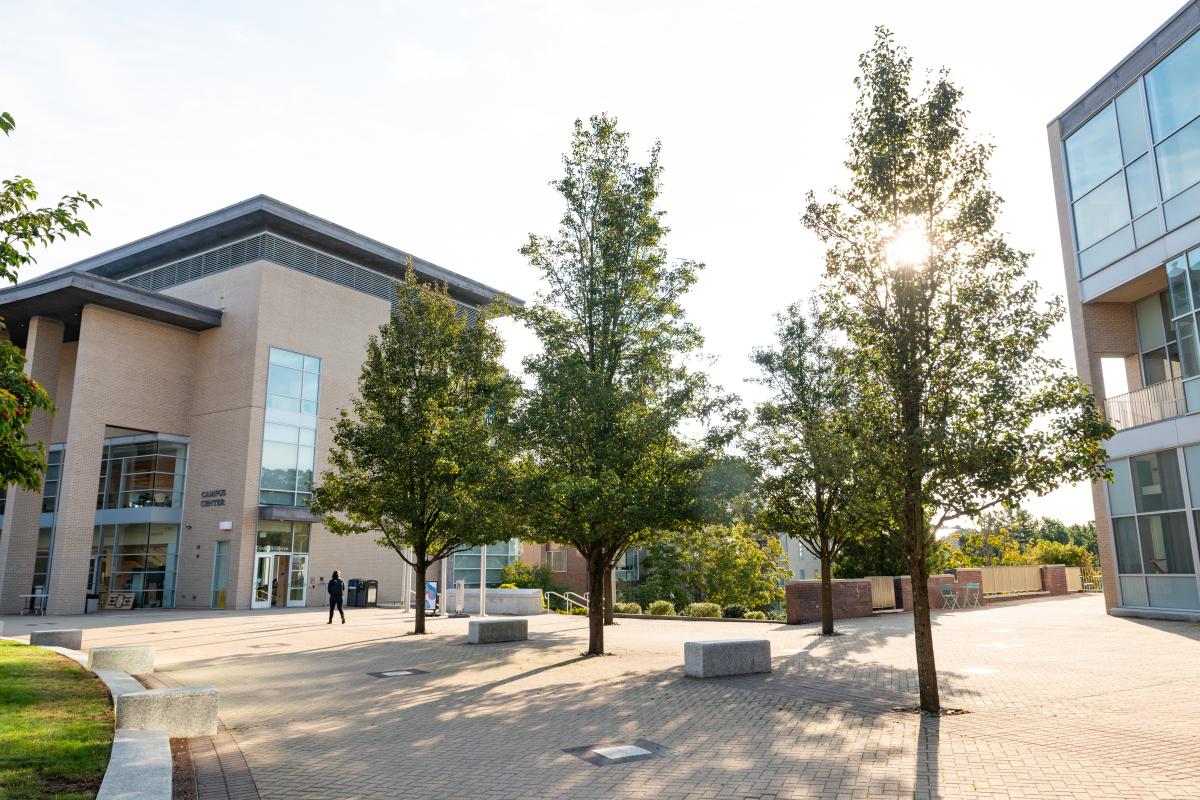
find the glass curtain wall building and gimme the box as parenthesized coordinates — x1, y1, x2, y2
(1052, 3, 1200, 619)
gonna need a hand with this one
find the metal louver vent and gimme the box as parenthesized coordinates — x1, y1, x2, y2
(120, 232, 481, 323)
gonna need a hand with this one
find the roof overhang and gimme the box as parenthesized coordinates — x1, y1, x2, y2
(258, 505, 320, 524)
(0, 271, 222, 347)
(33, 195, 521, 308)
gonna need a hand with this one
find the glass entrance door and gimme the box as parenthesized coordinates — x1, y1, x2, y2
(252, 555, 272, 609)
(287, 555, 308, 607)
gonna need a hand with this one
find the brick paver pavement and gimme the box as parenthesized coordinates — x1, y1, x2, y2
(5, 594, 1199, 799)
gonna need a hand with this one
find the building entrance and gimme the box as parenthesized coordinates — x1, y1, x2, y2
(251, 522, 311, 609)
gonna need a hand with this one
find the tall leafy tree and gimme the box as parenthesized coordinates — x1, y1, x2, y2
(748, 301, 883, 635)
(515, 114, 725, 655)
(0, 109, 98, 490)
(312, 267, 519, 634)
(802, 31, 1111, 711)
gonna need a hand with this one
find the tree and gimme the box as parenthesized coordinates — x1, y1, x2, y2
(312, 267, 519, 634)
(634, 524, 789, 611)
(1025, 539, 1092, 570)
(514, 114, 727, 655)
(834, 530, 908, 578)
(0, 109, 98, 491)
(748, 301, 883, 634)
(802, 30, 1111, 711)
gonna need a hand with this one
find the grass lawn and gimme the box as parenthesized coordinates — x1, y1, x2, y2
(0, 640, 112, 800)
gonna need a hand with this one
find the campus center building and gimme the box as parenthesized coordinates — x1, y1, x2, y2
(1050, 1, 1200, 620)
(0, 196, 585, 615)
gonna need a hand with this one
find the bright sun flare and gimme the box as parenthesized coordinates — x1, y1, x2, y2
(885, 223, 929, 269)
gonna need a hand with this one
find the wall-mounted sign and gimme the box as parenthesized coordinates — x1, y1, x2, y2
(201, 489, 226, 507)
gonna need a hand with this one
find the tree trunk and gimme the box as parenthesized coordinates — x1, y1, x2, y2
(908, 500, 939, 712)
(586, 555, 606, 655)
(820, 550, 834, 636)
(414, 561, 427, 635)
(603, 559, 615, 626)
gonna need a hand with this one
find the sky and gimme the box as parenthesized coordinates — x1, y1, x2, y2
(2, 0, 1187, 524)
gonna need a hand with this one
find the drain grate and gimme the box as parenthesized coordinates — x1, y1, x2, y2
(367, 669, 429, 678)
(563, 739, 666, 766)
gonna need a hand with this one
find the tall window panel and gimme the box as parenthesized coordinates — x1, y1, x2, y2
(1107, 450, 1200, 611)
(260, 347, 320, 506)
(453, 539, 521, 588)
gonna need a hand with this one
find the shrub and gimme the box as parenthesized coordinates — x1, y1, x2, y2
(722, 604, 747, 619)
(647, 600, 676, 616)
(744, 610, 766, 620)
(766, 609, 786, 621)
(498, 583, 517, 589)
(613, 602, 642, 615)
(684, 602, 721, 618)
(569, 606, 588, 615)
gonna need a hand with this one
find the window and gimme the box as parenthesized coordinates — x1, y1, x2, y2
(96, 440, 187, 510)
(543, 550, 568, 573)
(1145, 29, 1200, 142)
(260, 348, 320, 506)
(212, 541, 230, 609)
(1108, 448, 1200, 611)
(255, 521, 311, 554)
(42, 449, 64, 513)
(31, 527, 53, 594)
(1066, 104, 1123, 198)
(1135, 292, 1181, 386)
(90, 523, 180, 608)
(453, 539, 520, 588)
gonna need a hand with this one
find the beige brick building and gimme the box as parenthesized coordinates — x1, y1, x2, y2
(0, 196, 583, 615)
(1050, 2, 1200, 621)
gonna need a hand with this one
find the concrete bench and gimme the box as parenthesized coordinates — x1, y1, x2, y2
(30, 629, 82, 650)
(684, 639, 772, 678)
(96, 729, 171, 800)
(88, 645, 155, 675)
(468, 618, 528, 644)
(115, 686, 219, 737)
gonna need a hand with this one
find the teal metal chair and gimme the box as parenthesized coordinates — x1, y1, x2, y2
(964, 582, 982, 607)
(939, 584, 960, 609)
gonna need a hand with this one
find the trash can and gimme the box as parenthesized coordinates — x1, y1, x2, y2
(85, 593, 100, 614)
(362, 579, 378, 608)
(346, 579, 362, 607)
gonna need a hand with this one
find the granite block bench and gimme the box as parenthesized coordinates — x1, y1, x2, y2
(88, 645, 155, 675)
(115, 686, 219, 738)
(30, 629, 82, 650)
(468, 618, 528, 644)
(684, 638, 772, 678)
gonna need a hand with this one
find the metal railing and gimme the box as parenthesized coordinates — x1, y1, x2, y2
(545, 591, 587, 613)
(1104, 377, 1185, 431)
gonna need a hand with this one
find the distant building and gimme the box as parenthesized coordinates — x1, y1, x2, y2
(779, 534, 822, 580)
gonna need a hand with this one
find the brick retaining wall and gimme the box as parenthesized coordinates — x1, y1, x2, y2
(785, 579, 873, 625)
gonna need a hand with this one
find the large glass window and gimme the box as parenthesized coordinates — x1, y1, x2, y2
(256, 521, 310, 554)
(42, 449, 63, 513)
(97, 440, 187, 510)
(1066, 104, 1123, 197)
(1137, 513, 1194, 574)
(453, 539, 520, 588)
(90, 522, 180, 608)
(1155, 116, 1200, 200)
(260, 348, 320, 506)
(1072, 172, 1130, 251)
(1131, 450, 1185, 512)
(1145, 30, 1200, 142)
(212, 540, 230, 609)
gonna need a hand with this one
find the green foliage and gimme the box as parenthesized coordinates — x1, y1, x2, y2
(683, 602, 721, 618)
(612, 601, 642, 614)
(721, 604, 746, 619)
(0, 109, 99, 492)
(513, 114, 730, 653)
(1025, 539, 1092, 569)
(498, 583, 517, 589)
(311, 267, 519, 633)
(801, 28, 1112, 710)
(568, 606, 588, 616)
(640, 524, 790, 611)
(765, 609, 786, 621)
(497, 560, 564, 593)
(744, 610, 767, 620)
(647, 599, 676, 616)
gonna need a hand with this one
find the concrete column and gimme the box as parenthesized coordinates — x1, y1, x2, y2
(46, 313, 109, 616)
(0, 317, 64, 613)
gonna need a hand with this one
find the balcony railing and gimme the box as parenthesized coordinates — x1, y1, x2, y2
(1103, 377, 1185, 432)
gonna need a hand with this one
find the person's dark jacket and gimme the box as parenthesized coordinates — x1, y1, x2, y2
(328, 578, 345, 598)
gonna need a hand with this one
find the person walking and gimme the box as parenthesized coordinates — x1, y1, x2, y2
(327, 570, 346, 624)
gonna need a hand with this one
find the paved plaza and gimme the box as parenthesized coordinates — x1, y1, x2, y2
(5, 594, 1200, 799)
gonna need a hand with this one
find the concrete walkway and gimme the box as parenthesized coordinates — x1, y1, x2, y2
(5, 594, 1198, 799)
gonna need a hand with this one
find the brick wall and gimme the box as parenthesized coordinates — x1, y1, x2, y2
(1039, 564, 1069, 595)
(785, 579, 873, 624)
